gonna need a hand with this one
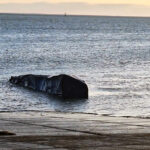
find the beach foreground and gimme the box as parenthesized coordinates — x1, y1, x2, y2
(0, 111, 150, 149)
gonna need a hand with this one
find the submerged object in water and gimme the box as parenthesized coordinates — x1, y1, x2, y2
(9, 74, 88, 99)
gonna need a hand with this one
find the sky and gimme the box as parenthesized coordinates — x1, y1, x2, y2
(0, 0, 150, 16)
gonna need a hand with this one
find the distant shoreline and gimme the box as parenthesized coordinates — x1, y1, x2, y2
(0, 12, 150, 18)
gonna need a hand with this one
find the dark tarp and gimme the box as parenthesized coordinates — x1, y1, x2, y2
(9, 74, 88, 99)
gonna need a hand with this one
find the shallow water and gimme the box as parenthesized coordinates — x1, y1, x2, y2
(1, 14, 150, 117)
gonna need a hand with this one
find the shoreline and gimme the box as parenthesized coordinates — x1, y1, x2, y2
(1, 111, 150, 149)
(0, 110, 150, 119)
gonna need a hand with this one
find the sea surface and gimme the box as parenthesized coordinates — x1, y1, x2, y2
(1, 14, 150, 117)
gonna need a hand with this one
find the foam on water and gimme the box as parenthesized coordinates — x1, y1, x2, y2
(1, 14, 150, 117)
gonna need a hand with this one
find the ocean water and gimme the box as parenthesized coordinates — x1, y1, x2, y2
(1, 14, 150, 117)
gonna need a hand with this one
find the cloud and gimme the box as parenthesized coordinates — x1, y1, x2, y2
(0, 2, 150, 16)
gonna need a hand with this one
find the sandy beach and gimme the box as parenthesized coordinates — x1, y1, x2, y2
(0, 111, 150, 149)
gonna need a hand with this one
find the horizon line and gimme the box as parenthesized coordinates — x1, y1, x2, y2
(1, 12, 150, 18)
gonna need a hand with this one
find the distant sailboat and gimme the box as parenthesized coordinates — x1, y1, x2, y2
(64, 12, 67, 16)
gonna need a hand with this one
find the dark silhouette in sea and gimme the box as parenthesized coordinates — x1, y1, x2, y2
(9, 74, 88, 99)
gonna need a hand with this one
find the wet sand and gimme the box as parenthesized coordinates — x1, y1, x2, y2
(0, 111, 150, 149)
